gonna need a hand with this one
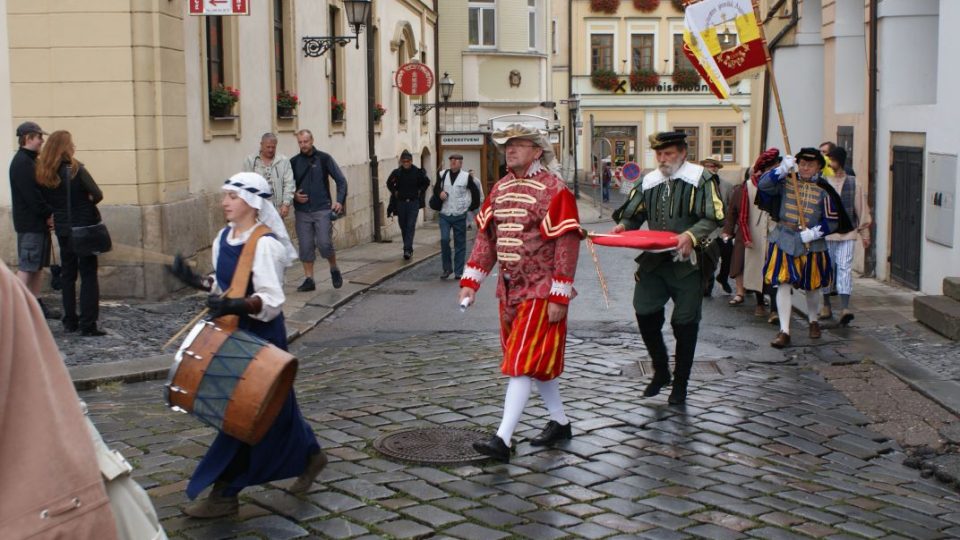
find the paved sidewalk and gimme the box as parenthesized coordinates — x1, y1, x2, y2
(790, 276, 960, 417)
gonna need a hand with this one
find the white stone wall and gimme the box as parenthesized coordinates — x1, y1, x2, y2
(875, 0, 959, 294)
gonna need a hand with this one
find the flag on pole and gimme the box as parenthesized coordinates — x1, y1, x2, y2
(683, 0, 768, 100)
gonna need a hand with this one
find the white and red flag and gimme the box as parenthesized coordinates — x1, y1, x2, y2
(682, 0, 767, 100)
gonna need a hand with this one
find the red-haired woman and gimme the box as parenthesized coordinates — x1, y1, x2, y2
(36, 130, 106, 336)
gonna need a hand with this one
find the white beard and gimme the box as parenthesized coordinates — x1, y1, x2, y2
(658, 159, 683, 177)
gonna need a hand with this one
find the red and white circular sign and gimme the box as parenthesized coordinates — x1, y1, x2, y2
(394, 62, 435, 96)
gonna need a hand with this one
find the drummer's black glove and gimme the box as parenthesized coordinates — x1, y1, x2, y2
(207, 295, 263, 318)
(167, 254, 212, 291)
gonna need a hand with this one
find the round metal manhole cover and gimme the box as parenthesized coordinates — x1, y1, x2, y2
(373, 427, 491, 466)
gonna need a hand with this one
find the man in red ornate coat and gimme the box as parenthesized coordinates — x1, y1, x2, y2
(458, 124, 581, 463)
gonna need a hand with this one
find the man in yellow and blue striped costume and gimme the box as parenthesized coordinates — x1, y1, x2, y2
(759, 147, 840, 349)
(612, 131, 724, 405)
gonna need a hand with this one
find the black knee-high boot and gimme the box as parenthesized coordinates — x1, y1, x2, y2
(637, 309, 670, 397)
(669, 322, 699, 405)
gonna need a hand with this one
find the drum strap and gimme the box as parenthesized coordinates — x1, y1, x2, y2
(220, 224, 271, 331)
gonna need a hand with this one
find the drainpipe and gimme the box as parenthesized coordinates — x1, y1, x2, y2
(759, 0, 799, 148)
(865, 0, 878, 277)
(568, 0, 578, 197)
(367, 7, 382, 242)
(433, 0, 441, 173)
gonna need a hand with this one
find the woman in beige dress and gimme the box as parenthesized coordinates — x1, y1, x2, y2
(725, 149, 781, 315)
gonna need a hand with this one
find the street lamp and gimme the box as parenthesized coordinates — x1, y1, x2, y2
(413, 72, 455, 115)
(561, 95, 581, 198)
(302, 0, 371, 56)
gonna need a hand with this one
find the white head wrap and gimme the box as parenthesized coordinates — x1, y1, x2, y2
(222, 172, 298, 266)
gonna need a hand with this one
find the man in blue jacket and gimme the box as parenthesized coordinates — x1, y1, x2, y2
(290, 129, 348, 292)
(8, 121, 59, 319)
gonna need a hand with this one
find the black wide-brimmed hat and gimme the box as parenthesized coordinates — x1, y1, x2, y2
(648, 131, 687, 150)
(795, 147, 826, 168)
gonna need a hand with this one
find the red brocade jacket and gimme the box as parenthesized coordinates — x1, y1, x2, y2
(460, 167, 581, 305)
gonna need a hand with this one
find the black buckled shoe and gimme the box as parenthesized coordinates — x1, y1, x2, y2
(530, 420, 573, 447)
(667, 380, 688, 405)
(472, 435, 511, 463)
(330, 269, 343, 289)
(643, 371, 672, 397)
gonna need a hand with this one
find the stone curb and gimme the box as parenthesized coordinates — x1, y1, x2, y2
(69, 245, 441, 391)
(792, 291, 960, 417)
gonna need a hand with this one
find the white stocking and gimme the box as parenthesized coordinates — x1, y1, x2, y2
(777, 286, 792, 334)
(805, 290, 820, 323)
(496, 376, 532, 446)
(535, 379, 569, 425)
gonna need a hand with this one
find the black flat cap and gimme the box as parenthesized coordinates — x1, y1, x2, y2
(448, 153, 464, 160)
(795, 147, 826, 169)
(648, 131, 687, 150)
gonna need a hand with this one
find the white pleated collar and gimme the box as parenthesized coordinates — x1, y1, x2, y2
(642, 161, 704, 190)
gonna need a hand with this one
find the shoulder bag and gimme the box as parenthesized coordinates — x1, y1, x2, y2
(65, 166, 112, 256)
(428, 170, 449, 211)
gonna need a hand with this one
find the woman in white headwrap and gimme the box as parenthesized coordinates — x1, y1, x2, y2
(167, 172, 325, 518)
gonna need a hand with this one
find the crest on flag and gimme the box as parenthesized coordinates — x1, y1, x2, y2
(683, 0, 767, 100)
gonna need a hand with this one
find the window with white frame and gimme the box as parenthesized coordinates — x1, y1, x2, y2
(711, 126, 737, 162)
(469, 0, 496, 47)
(631, 34, 655, 72)
(673, 34, 696, 72)
(528, 0, 538, 50)
(675, 127, 699, 162)
(591, 34, 614, 72)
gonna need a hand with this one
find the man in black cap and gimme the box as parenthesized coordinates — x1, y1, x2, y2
(386, 149, 430, 260)
(758, 147, 840, 348)
(8, 121, 59, 319)
(612, 131, 724, 405)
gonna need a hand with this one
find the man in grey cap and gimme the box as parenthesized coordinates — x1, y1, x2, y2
(8, 121, 59, 319)
(433, 153, 480, 278)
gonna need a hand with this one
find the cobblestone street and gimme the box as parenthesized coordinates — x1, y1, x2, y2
(82, 249, 960, 539)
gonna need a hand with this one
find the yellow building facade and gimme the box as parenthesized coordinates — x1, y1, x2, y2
(559, 0, 754, 187)
(436, 0, 556, 194)
(1, 0, 437, 298)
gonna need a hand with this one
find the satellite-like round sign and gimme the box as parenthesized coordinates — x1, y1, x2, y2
(621, 161, 641, 182)
(394, 62, 435, 96)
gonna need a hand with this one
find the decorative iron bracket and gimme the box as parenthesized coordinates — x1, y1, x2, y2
(302, 36, 357, 57)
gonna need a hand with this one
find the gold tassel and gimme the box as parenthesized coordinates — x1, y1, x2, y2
(585, 237, 610, 309)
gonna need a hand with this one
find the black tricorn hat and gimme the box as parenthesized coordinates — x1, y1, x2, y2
(795, 147, 826, 169)
(648, 131, 688, 150)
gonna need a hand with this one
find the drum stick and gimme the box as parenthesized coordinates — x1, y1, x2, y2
(163, 308, 209, 350)
(104, 242, 199, 267)
(162, 288, 231, 350)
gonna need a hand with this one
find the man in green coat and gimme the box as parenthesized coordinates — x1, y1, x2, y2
(612, 131, 724, 405)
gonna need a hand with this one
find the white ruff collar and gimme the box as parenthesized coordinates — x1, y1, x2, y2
(642, 161, 704, 190)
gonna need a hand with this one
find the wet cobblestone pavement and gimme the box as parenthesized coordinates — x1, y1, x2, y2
(42, 290, 203, 366)
(84, 326, 960, 539)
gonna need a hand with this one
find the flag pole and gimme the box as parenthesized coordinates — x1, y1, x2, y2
(750, 0, 804, 222)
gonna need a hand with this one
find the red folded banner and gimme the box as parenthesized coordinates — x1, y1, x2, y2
(588, 230, 679, 251)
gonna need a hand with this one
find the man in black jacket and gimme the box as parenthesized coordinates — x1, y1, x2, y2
(8, 121, 58, 319)
(386, 150, 430, 260)
(290, 129, 348, 292)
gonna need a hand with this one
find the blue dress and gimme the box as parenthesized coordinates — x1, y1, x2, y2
(186, 228, 319, 499)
